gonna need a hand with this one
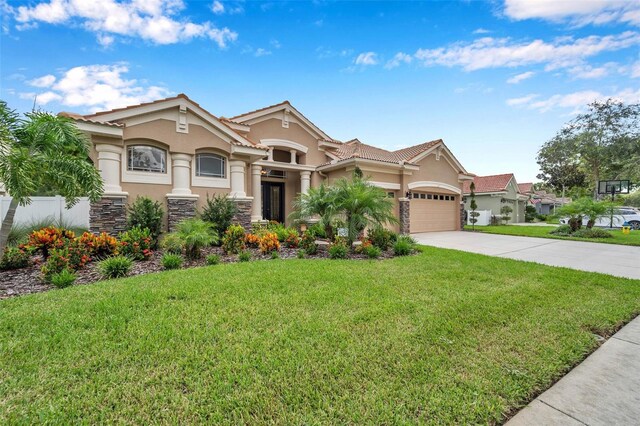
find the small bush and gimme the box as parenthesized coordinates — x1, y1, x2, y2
(78, 232, 119, 258)
(206, 254, 221, 265)
(50, 269, 76, 289)
(283, 228, 300, 248)
(40, 239, 91, 282)
(26, 226, 75, 259)
(201, 194, 238, 239)
(354, 238, 373, 254)
(245, 233, 261, 248)
(267, 222, 288, 242)
(307, 223, 326, 239)
(99, 256, 133, 279)
(296, 249, 306, 259)
(270, 251, 280, 259)
(174, 219, 217, 259)
(329, 239, 348, 259)
(127, 196, 164, 247)
(573, 228, 613, 239)
(161, 233, 183, 255)
(259, 232, 280, 254)
(550, 225, 572, 236)
(364, 245, 382, 259)
(300, 230, 318, 255)
(0, 247, 31, 270)
(238, 251, 251, 262)
(119, 226, 152, 261)
(161, 253, 183, 270)
(222, 224, 246, 254)
(368, 226, 395, 250)
(393, 235, 416, 256)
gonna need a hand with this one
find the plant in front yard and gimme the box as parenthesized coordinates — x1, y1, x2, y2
(525, 205, 537, 223)
(290, 183, 338, 239)
(283, 229, 300, 248)
(238, 251, 251, 262)
(206, 254, 221, 265)
(364, 245, 382, 259)
(26, 226, 76, 259)
(201, 194, 238, 239)
(222, 224, 246, 254)
(172, 219, 217, 259)
(118, 226, 152, 261)
(259, 232, 280, 254)
(572, 228, 613, 239)
(49, 268, 76, 289)
(0, 246, 31, 270)
(245, 233, 261, 248)
(78, 232, 119, 258)
(99, 256, 133, 279)
(270, 250, 280, 260)
(299, 230, 318, 255)
(161, 233, 183, 255)
(469, 182, 480, 230)
(500, 204, 513, 225)
(0, 101, 103, 254)
(296, 249, 306, 259)
(367, 226, 395, 250)
(127, 196, 164, 247)
(328, 238, 348, 259)
(550, 224, 572, 236)
(393, 235, 416, 256)
(161, 253, 183, 270)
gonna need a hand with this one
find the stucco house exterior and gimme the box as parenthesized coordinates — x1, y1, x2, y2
(60, 94, 473, 234)
(463, 174, 527, 223)
(518, 183, 571, 215)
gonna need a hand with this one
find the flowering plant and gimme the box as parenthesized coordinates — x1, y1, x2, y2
(119, 226, 153, 260)
(259, 232, 280, 254)
(78, 232, 119, 258)
(26, 227, 75, 259)
(245, 233, 261, 248)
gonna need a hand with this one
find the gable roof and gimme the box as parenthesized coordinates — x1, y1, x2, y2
(518, 182, 533, 194)
(329, 139, 443, 165)
(463, 173, 515, 194)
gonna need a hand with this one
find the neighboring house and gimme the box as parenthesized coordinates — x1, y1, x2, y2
(463, 174, 528, 223)
(54, 94, 473, 234)
(518, 184, 570, 215)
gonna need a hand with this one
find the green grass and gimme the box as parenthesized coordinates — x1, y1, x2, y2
(466, 225, 640, 247)
(1, 248, 639, 424)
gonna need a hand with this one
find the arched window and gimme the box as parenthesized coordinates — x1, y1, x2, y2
(195, 153, 226, 178)
(127, 145, 167, 173)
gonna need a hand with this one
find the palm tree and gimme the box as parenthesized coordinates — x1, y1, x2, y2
(0, 101, 103, 252)
(289, 183, 338, 238)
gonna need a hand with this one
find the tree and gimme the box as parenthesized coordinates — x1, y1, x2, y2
(554, 197, 616, 231)
(290, 183, 338, 239)
(623, 190, 640, 208)
(536, 134, 587, 197)
(500, 204, 513, 225)
(469, 182, 479, 230)
(0, 102, 103, 252)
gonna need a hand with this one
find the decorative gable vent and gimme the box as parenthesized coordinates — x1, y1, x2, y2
(177, 105, 188, 133)
(282, 108, 290, 128)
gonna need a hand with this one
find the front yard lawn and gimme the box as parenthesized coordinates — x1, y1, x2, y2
(1, 247, 639, 423)
(466, 224, 640, 247)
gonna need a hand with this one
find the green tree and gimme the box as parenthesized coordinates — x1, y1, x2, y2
(623, 190, 640, 208)
(536, 134, 587, 197)
(469, 182, 479, 230)
(127, 196, 164, 247)
(0, 102, 103, 252)
(290, 183, 338, 239)
(500, 204, 513, 225)
(554, 197, 616, 231)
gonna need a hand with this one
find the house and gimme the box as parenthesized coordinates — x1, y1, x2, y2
(60, 94, 473, 234)
(518, 183, 571, 215)
(463, 173, 528, 223)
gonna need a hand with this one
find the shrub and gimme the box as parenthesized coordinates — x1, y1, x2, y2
(206, 254, 221, 265)
(550, 225, 572, 236)
(222, 224, 245, 254)
(99, 256, 133, 279)
(40, 239, 91, 281)
(173, 219, 217, 259)
(573, 228, 613, 239)
(270, 250, 280, 259)
(50, 268, 76, 289)
(78, 232, 119, 258)
(267, 222, 288, 242)
(26, 226, 75, 259)
(354, 238, 373, 254)
(161, 233, 183, 255)
(307, 223, 326, 239)
(364, 245, 382, 259)
(300, 230, 318, 255)
(393, 235, 416, 256)
(283, 229, 300, 248)
(127, 196, 164, 247)
(0, 247, 31, 270)
(296, 249, 306, 259)
(238, 251, 251, 262)
(259, 232, 280, 254)
(328, 238, 348, 259)
(368, 226, 395, 250)
(7, 218, 85, 248)
(525, 205, 537, 223)
(201, 194, 238, 239)
(245, 233, 261, 248)
(119, 226, 152, 261)
(162, 253, 183, 270)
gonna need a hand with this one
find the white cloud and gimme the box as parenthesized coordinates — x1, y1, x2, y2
(354, 51, 378, 66)
(473, 28, 491, 34)
(28, 74, 56, 88)
(12, 0, 238, 47)
(316, 46, 352, 59)
(270, 39, 281, 49)
(507, 88, 640, 113)
(503, 0, 640, 27)
(254, 48, 271, 57)
(414, 32, 640, 71)
(385, 52, 412, 69)
(506, 93, 539, 106)
(20, 64, 171, 112)
(631, 60, 640, 78)
(507, 71, 535, 84)
(211, 0, 224, 14)
(567, 62, 619, 79)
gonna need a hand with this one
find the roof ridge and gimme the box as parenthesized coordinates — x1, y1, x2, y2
(229, 100, 291, 120)
(84, 93, 190, 118)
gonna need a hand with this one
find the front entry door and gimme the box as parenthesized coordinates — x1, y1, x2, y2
(262, 182, 285, 223)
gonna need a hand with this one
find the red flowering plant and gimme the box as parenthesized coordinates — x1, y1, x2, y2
(118, 226, 153, 261)
(40, 239, 90, 282)
(283, 231, 300, 248)
(259, 232, 280, 254)
(26, 227, 76, 259)
(78, 232, 119, 258)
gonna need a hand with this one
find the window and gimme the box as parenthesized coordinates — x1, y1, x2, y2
(196, 153, 226, 178)
(127, 145, 166, 173)
(439, 195, 444, 200)
(420, 193, 426, 199)
(413, 193, 419, 199)
(427, 194, 433, 200)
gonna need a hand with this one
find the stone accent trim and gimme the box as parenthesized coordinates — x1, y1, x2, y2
(399, 198, 410, 234)
(460, 202, 466, 230)
(167, 197, 198, 232)
(90, 196, 128, 236)
(232, 198, 253, 231)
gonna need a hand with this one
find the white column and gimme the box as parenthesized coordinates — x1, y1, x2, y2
(251, 164, 263, 221)
(229, 160, 247, 198)
(169, 153, 193, 196)
(95, 144, 126, 195)
(268, 148, 274, 162)
(300, 171, 311, 194)
(290, 149, 297, 164)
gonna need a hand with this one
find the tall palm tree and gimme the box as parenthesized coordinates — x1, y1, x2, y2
(0, 101, 104, 252)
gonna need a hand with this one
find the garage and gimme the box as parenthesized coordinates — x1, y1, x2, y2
(409, 191, 459, 232)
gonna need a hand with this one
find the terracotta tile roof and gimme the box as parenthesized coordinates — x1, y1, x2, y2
(229, 100, 291, 120)
(84, 93, 191, 118)
(463, 173, 515, 194)
(518, 182, 533, 194)
(394, 139, 443, 162)
(325, 138, 443, 166)
(58, 112, 123, 128)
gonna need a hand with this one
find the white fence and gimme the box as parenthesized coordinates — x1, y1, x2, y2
(466, 209, 492, 226)
(0, 196, 90, 230)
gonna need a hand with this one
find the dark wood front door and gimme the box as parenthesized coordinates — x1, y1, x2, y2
(262, 182, 285, 223)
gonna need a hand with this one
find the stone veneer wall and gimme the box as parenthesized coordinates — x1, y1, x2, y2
(399, 198, 410, 234)
(232, 199, 253, 231)
(90, 196, 128, 236)
(460, 201, 466, 230)
(167, 198, 198, 232)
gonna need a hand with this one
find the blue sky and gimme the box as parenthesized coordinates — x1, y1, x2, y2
(2, 0, 640, 183)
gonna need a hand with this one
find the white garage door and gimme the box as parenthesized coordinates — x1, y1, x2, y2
(410, 192, 458, 232)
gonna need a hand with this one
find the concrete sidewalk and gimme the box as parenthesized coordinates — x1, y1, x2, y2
(412, 231, 640, 280)
(507, 316, 640, 426)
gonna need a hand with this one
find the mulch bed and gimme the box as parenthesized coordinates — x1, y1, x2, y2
(0, 245, 400, 300)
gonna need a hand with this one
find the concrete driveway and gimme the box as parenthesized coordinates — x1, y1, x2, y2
(413, 231, 640, 280)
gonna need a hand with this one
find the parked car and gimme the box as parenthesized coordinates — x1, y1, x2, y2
(559, 208, 640, 229)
